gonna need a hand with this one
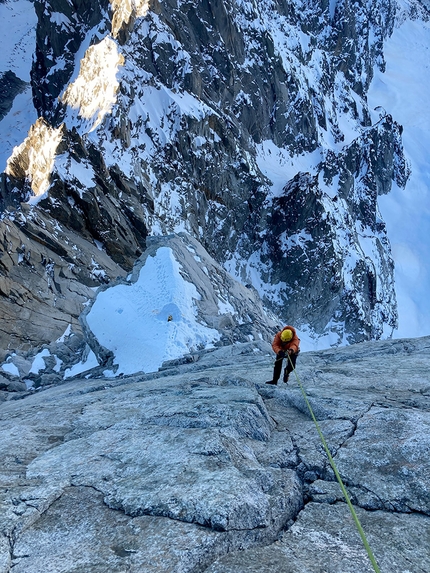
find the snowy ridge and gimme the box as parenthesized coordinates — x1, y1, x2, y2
(368, 10, 430, 337)
(6, 118, 63, 198)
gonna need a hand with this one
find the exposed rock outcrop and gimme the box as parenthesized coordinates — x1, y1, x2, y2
(1, 336, 429, 572)
(0, 202, 126, 361)
(0, 231, 278, 380)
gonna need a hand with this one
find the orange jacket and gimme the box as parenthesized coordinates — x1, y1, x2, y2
(272, 325, 300, 355)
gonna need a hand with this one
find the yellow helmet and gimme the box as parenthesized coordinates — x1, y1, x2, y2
(281, 329, 293, 342)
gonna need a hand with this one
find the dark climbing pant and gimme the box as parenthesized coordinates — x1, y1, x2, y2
(273, 352, 298, 383)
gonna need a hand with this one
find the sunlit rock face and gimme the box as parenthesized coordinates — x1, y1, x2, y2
(0, 0, 419, 361)
(6, 118, 63, 197)
(30, 0, 111, 119)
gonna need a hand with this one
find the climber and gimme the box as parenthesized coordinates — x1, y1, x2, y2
(266, 325, 300, 385)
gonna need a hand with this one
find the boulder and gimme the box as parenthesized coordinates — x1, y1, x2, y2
(0, 374, 26, 392)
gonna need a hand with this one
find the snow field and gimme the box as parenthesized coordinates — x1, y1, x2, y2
(86, 247, 220, 375)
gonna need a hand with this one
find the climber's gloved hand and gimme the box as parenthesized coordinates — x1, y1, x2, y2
(277, 351, 286, 359)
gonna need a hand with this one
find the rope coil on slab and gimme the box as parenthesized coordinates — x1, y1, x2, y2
(286, 354, 382, 573)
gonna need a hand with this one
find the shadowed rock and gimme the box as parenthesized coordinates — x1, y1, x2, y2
(0, 71, 27, 121)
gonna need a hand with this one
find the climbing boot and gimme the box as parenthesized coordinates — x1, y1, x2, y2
(265, 380, 278, 385)
(283, 373, 289, 383)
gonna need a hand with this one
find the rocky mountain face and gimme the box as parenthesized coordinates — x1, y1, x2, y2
(0, 232, 279, 389)
(0, 0, 427, 368)
(1, 2, 429, 572)
(1, 336, 429, 572)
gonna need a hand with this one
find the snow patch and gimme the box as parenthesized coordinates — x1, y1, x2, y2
(64, 350, 100, 379)
(55, 155, 96, 195)
(57, 324, 72, 343)
(1, 361, 20, 377)
(86, 247, 221, 375)
(255, 140, 321, 198)
(0, 0, 37, 80)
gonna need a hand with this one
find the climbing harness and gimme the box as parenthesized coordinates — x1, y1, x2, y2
(286, 354, 382, 573)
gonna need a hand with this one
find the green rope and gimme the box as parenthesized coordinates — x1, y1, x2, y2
(286, 354, 382, 573)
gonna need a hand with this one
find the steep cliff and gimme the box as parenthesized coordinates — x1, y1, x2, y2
(0, 0, 424, 365)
